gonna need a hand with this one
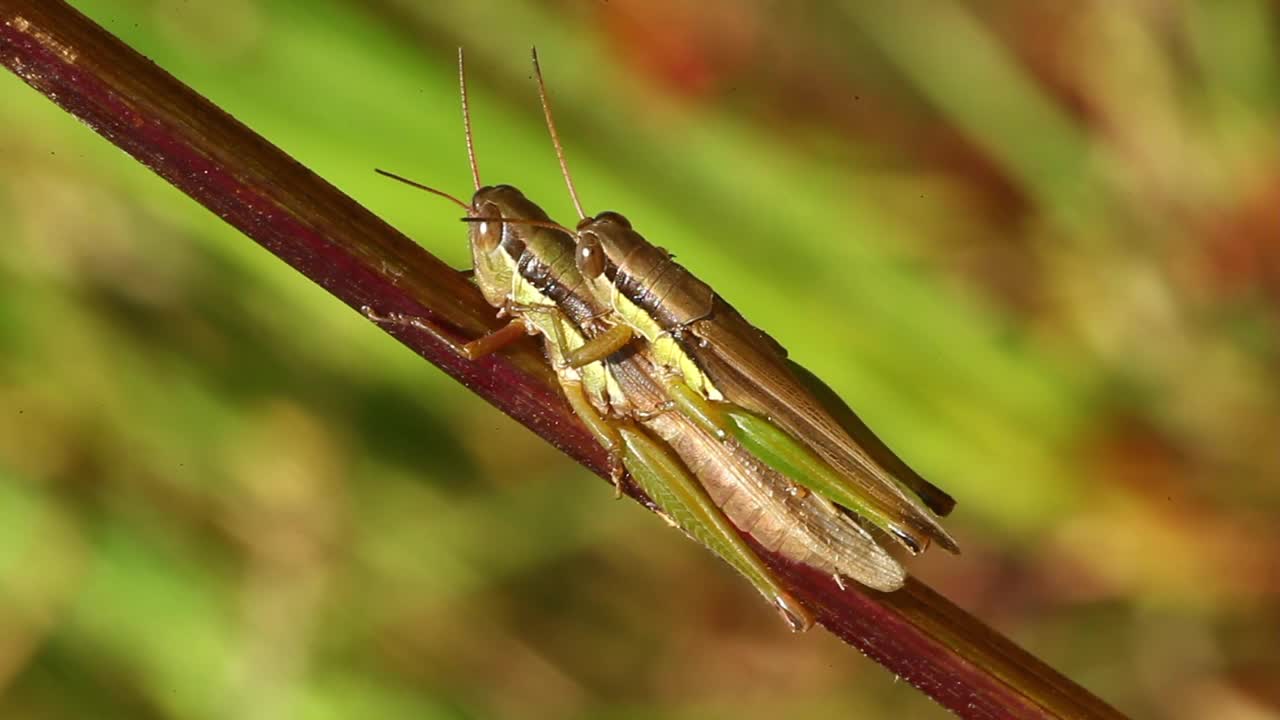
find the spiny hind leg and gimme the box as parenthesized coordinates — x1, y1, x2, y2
(559, 378, 627, 495)
(656, 373, 904, 548)
(615, 425, 812, 632)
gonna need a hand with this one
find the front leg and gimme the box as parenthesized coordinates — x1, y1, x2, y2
(564, 324, 635, 368)
(362, 305, 529, 361)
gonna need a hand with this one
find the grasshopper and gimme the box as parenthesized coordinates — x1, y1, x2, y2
(367, 50, 906, 631)
(528, 50, 958, 556)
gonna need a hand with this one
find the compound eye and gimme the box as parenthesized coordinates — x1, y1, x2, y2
(473, 201, 503, 253)
(576, 232, 606, 279)
(595, 211, 632, 229)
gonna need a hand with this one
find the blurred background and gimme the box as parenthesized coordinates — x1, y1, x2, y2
(1, 0, 1277, 718)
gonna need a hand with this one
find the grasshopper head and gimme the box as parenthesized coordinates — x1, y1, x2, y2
(574, 210, 713, 330)
(573, 211, 638, 283)
(468, 185, 575, 309)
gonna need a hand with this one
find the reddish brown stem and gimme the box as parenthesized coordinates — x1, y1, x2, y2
(0, 2, 1126, 718)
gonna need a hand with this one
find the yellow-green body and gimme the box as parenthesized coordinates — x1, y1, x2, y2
(457, 185, 908, 627)
(372, 53, 913, 629)
(568, 213, 958, 555)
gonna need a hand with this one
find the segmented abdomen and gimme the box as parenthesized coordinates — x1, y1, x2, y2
(643, 406, 905, 592)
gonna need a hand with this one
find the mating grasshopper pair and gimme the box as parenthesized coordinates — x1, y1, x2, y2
(368, 50, 957, 631)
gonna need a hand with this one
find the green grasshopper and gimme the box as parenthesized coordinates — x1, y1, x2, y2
(367, 51, 906, 631)
(528, 51, 958, 556)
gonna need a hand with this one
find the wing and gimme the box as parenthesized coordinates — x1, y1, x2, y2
(643, 386, 907, 592)
(784, 360, 956, 517)
(687, 299, 959, 554)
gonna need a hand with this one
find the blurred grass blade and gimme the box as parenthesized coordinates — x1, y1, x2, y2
(0, 0, 612, 478)
(842, 0, 1098, 229)
(0, 2, 1127, 718)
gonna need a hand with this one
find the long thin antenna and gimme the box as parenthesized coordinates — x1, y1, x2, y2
(459, 47, 481, 191)
(375, 168, 470, 210)
(460, 216, 575, 235)
(531, 47, 586, 220)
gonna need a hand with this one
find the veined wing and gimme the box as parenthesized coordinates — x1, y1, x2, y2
(687, 299, 959, 554)
(609, 354, 906, 590)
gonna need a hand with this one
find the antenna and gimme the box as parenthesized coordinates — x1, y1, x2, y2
(460, 216, 575, 236)
(531, 47, 586, 220)
(374, 168, 470, 210)
(459, 47, 481, 191)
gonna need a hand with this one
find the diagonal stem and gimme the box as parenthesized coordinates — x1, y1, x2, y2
(0, 2, 1126, 718)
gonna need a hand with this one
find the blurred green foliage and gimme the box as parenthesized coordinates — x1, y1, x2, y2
(2, 1, 1278, 718)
